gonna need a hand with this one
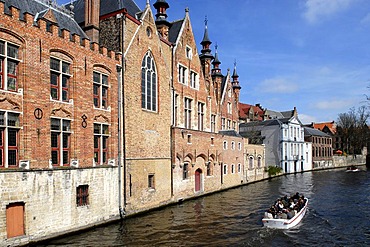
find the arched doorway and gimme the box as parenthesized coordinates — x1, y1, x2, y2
(195, 168, 202, 192)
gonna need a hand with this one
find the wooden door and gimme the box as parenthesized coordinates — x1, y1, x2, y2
(195, 169, 202, 192)
(6, 202, 25, 238)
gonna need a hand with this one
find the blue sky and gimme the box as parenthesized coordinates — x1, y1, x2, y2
(57, 0, 370, 124)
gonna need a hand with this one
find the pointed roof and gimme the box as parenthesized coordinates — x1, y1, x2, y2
(168, 19, 184, 43)
(232, 61, 239, 78)
(201, 23, 211, 45)
(4, 0, 88, 39)
(304, 127, 331, 137)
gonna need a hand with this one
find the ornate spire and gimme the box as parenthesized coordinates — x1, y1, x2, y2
(212, 44, 223, 77)
(232, 60, 239, 79)
(153, 0, 170, 25)
(199, 16, 214, 61)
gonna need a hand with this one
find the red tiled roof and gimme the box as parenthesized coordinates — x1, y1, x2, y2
(238, 102, 264, 121)
(312, 121, 336, 134)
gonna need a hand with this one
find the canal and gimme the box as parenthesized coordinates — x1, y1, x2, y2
(38, 167, 370, 246)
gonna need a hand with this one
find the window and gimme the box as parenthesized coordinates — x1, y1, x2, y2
(227, 102, 232, 114)
(221, 118, 225, 130)
(183, 163, 189, 179)
(233, 121, 236, 130)
(0, 40, 20, 92)
(227, 119, 231, 130)
(94, 123, 109, 165)
(178, 65, 187, 85)
(223, 164, 227, 174)
(187, 134, 191, 144)
(197, 102, 204, 131)
(76, 185, 89, 206)
(148, 174, 155, 189)
(223, 141, 227, 150)
(258, 156, 262, 168)
(51, 118, 71, 166)
(238, 142, 242, 150)
(174, 94, 178, 126)
(231, 141, 235, 150)
(190, 71, 197, 89)
(50, 57, 70, 102)
(211, 114, 216, 133)
(238, 163, 241, 173)
(0, 111, 20, 167)
(228, 89, 232, 98)
(141, 51, 157, 111)
(231, 164, 235, 174)
(207, 162, 212, 176)
(186, 46, 192, 59)
(93, 71, 108, 109)
(184, 97, 192, 129)
(211, 137, 214, 146)
(249, 156, 254, 169)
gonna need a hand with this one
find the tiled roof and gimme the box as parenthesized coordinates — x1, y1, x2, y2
(311, 121, 336, 134)
(68, 0, 141, 24)
(239, 102, 264, 120)
(304, 127, 330, 137)
(4, 0, 88, 39)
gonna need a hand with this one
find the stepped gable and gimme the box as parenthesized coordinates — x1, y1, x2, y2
(4, 0, 88, 39)
(69, 0, 142, 24)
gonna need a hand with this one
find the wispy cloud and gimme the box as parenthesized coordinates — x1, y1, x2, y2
(303, 0, 354, 24)
(299, 114, 318, 124)
(313, 99, 356, 110)
(259, 78, 299, 93)
(360, 12, 370, 25)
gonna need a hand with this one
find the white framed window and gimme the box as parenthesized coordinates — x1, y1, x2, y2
(231, 164, 235, 174)
(187, 134, 192, 144)
(211, 114, 216, 133)
(231, 141, 235, 150)
(50, 57, 71, 102)
(178, 64, 188, 85)
(94, 123, 109, 165)
(238, 163, 241, 173)
(0, 40, 20, 92)
(186, 46, 192, 59)
(141, 51, 157, 111)
(238, 142, 242, 150)
(197, 102, 204, 131)
(183, 163, 189, 179)
(221, 118, 225, 130)
(0, 111, 20, 168)
(227, 102, 232, 114)
(233, 121, 236, 130)
(223, 164, 227, 175)
(258, 156, 262, 168)
(190, 71, 198, 89)
(51, 118, 71, 166)
(227, 119, 231, 130)
(93, 71, 109, 109)
(223, 141, 227, 150)
(184, 97, 192, 129)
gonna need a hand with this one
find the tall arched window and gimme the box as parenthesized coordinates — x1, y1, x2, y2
(141, 51, 157, 111)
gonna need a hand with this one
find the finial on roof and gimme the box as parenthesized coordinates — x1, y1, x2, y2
(213, 43, 221, 64)
(146, 0, 150, 6)
(232, 59, 239, 78)
(185, 7, 189, 13)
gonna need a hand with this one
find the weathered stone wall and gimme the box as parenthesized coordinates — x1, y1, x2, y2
(1, 167, 119, 247)
(332, 155, 366, 168)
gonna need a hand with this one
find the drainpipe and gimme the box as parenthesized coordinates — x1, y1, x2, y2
(170, 44, 174, 197)
(118, 5, 127, 219)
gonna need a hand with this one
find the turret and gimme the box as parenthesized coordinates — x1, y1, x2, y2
(232, 61, 241, 102)
(153, 0, 170, 40)
(199, 17, 214, 77)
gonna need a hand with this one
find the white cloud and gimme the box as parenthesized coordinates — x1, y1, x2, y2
(298, 114, 318, 124)
(313, 99, 355, 110)
(259, 78, 299, 93)
(303, 0, 354, 24)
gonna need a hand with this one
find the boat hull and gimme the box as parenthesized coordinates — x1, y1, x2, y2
(262, 198, 308, 229)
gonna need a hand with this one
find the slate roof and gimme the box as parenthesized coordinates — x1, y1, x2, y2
(304, 127, 330, 137)
(67, 0, 141, 24)
(3, 0, 87, 39)
(219, 130, 243, 137)
(168, 19, 184, 44)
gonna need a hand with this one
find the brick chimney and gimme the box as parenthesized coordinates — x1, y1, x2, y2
(84, 0, 100, 43)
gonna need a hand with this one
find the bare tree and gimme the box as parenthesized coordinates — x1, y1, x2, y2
(337, 106, 369, 154)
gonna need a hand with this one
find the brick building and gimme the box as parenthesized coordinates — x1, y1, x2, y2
(0, 0, 121, 245)
(304, 127, 333, 169)
(1, 0, 252, 244)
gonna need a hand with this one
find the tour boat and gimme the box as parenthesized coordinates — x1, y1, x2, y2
(262, 198, 308, 229)
(346, 165, 360, 172)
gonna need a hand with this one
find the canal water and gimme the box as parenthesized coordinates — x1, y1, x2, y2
(38, 167, 370, 247)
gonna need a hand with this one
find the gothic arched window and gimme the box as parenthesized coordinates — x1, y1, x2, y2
(141, 51, 157, 111)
